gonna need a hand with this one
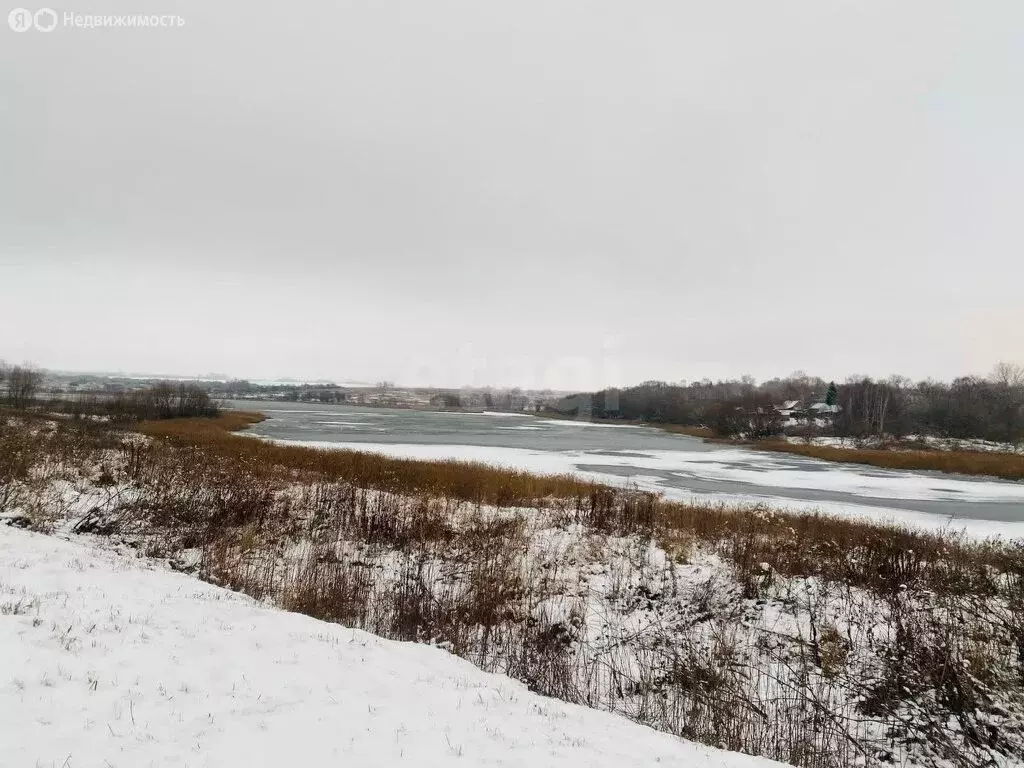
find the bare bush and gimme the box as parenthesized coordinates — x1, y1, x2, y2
(6, 365, 42, 409)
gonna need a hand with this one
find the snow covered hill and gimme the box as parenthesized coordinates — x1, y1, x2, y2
(0, 526, 787, 768)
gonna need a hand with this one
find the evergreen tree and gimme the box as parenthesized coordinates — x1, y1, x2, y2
(825, 382, 838, 407)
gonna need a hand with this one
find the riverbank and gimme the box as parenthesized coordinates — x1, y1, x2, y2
(750, 439, 1024, 482)
(223, 400, 1024, 536)
(540, 410, 1024, 482)
(4, 410, 1024, 768)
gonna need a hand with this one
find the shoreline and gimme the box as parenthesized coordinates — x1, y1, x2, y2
(221, 401, 1024, 482)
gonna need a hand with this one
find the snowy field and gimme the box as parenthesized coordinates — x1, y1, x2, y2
(0, 525, 786, 768)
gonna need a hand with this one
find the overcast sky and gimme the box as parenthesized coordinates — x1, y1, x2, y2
(2, 1, 1022, 390)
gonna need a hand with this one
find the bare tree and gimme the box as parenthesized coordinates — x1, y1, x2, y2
(991, 361, 1024, 388)
(7, 365, 43, 409)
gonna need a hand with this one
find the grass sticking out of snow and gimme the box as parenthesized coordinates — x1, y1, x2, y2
(4, 413, 1024, 768)
(0, 525, 787, 768)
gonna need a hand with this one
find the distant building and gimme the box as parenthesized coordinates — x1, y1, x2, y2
(775, 400, 801, 417)
(808, 402, 840, 414)
(772, 400, 840, 428)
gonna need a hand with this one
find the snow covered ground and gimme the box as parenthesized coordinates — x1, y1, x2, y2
(0, 525, 787, 768)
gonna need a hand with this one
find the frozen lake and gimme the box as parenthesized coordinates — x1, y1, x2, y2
(231, 400, 1024, 537)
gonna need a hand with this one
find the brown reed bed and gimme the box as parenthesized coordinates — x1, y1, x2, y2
(754, 440, 1024, 481)
(136, 413, 601, 506)
(132, 413, 1024, 597)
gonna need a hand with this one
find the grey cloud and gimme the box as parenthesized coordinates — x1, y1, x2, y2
(2, 1, 1022, 387)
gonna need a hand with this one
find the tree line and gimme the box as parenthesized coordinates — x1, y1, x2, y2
(556, 363, 1024, 443)
(5, 360, 1023, 442)
(0, 363, 218, 421)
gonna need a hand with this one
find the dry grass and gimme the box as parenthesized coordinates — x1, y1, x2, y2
(8, 411, 1024, 767)
(133, 414, 1023, 596)
(113, 432, 1024, 767)
(755, 440, 1024, 481)
(659, 424, 716, 438)
(136, 413, 601, 506)
(138, 410, 266, 436)
(658, 501, 1023, 598)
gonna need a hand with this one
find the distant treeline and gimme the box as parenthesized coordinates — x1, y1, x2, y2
(65, 382, 220, 421)
(212, 379, 349, 402)
(556, 364, 1024, 443)
(0, 363, 219, 421)
(0, 364, 44, 409)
